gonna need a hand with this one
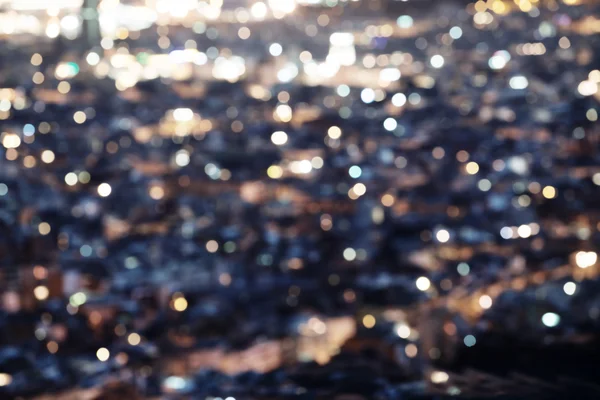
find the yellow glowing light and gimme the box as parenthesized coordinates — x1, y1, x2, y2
(38, 222, 51, 235)
(149, 185, 165, 200)
(381, 194, 395, 207)
(492, 1, 506, 14)
(5, 149, 17, 160)
(327, 126, 342, 139)
(431, 371, 449, 384)
(363, 314, 376, 328)
(58, 81, 71, 94)
(466, 161, 479, 175)
(31, 53, 43, 66)
(0, 373, 12, 387)
(73, 111, 87, 124)
(96, 347, 110, 362)
(33, 72, 45, 84)
(34, 286, 49, 301)
(474, 0, 487, 12)
(173, 297, 188, 312)
(2, 132, 21, 149)
(353, 183, 366, 196)
(578, 80, 598, 96)
(520, 0, 532, 12)
(24, 155, 36, 168)
(267, 165, 283, 179)
(575, 251, 597, 269)
(41, 150, 55, 164)
(128, 333, 141, 346)
(542, 186, 556, 199)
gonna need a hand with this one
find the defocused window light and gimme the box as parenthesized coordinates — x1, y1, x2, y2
(98, 183, 112, 197)
(575, 251, 597, 269)
(383, 118, 397, 131)
(175, 150, 190, 167)
(510, 76, 529, 89)
(392, 93, 406, 107)
(542, 313, 560, 327)
(361, 88, 375, 103)
(41, 150, 55, 164)
(328, 126, 342, 139)
(251, 2, 268, 19)
(267, 165, 283, 179)
(430, 55, 444, 68)
(97, 348, 110, 362)
(311, 157, 324, 169)
(436, 229, 450, 243)
(517, 224, 531, 238)
(563, 282, 576, 296)
(271, 131, 288, 145)
(558, 36, 571, 49)
(353, 183, 366, 195)
(578, 80, 597, 96)
(479, 295, 492, 309)
(542, 186, 556, 199)
(488, 50, 510, 70)
(343, 248, 356, 261)
(465, 162, 479, 175)
(269, 43, 283, 56)
(396, 15, 413, 28)
(348, 165, 362, 178)
(464, 335, 476, 347)
(86, 52, 100, 66)
(449, 26, 462, 39)
(478, 179, 492, 191)
(380, 68, 401, 81)
(416, 277, 431, 291)
(337, 85, 350, 97)
(500, 227, 512, 239)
